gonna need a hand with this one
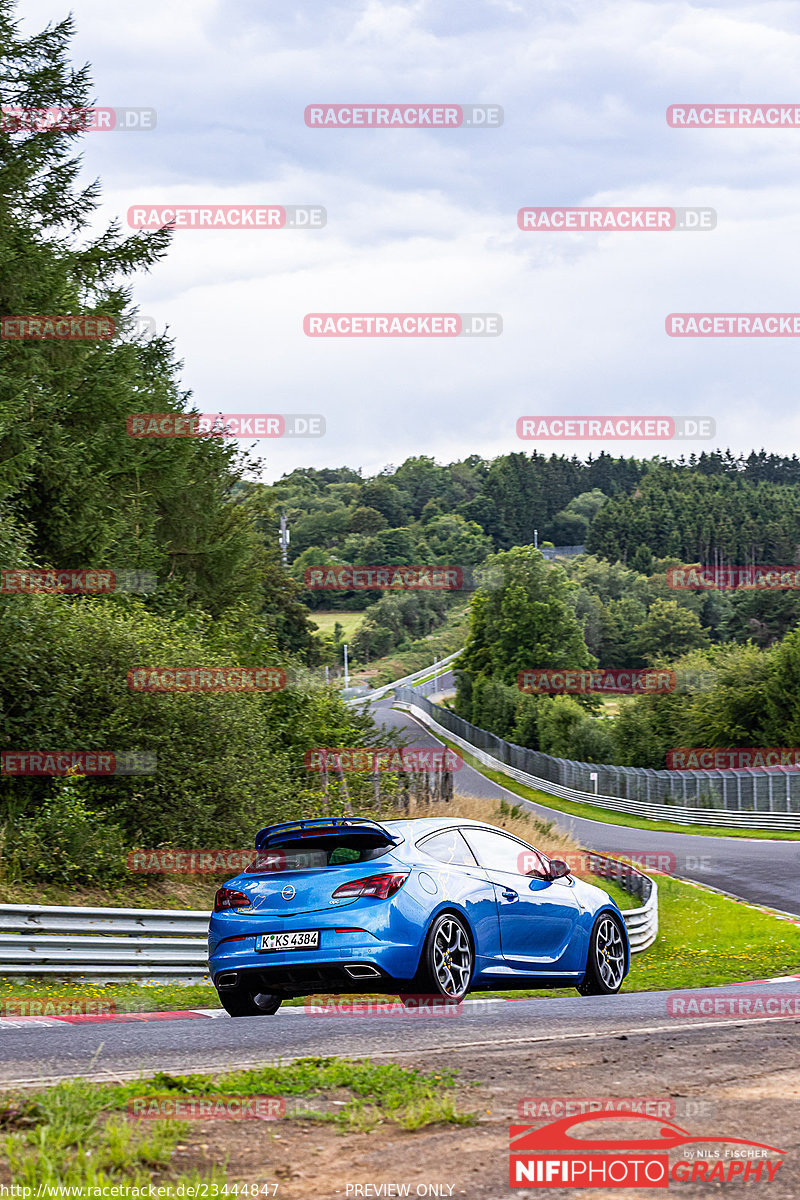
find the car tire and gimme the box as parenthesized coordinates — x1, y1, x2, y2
(577, 912, 627, 996)
(414, 912, 474, 1001)
(217, 987, 283, 1017)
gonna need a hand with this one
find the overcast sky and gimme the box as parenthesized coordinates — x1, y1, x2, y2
(20, 0, 800, 480)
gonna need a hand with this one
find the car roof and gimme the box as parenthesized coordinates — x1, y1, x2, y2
(382, 817, 506, 836)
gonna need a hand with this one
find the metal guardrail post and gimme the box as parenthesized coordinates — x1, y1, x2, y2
(579, 851, 659, 953)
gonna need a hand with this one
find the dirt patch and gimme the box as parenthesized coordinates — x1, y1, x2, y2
(147, 1021, 800, 1198)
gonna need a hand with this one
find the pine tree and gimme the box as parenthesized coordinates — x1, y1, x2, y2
(0, 2, 268, 616)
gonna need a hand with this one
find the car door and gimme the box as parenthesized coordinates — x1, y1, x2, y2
(416, 828, 502, 962)
(461, 827, 582, 970)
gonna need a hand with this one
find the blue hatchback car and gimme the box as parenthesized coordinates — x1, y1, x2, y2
(208, 816, 630, 1016)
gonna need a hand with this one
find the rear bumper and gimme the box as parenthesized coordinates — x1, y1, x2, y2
(213, 959, 405, 996)
(208, 918, 422, 995)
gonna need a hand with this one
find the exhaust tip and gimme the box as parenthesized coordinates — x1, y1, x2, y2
(216, 971, 239, 989)
(344, 964, 381, 980)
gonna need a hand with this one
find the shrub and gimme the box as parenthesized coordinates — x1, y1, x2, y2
(2, 775, 128, 886)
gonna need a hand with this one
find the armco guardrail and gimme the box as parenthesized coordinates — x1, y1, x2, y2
(0, 904, 211, 983)
(0, 852, 656, 982)
(583, 851, 658, 952)
(347, 649, 462, 704)
(395, 690, 800, 829)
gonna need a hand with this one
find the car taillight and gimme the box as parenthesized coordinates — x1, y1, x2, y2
(213, 887, 252, 912)
(331, 872, 409, 900)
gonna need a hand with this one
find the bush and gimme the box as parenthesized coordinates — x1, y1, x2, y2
(0, 596, 373, 850)
(2, 776, 128, 886)
(536, 696, 614, 763)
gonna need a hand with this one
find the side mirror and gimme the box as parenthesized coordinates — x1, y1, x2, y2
(548, 859, 570, 880)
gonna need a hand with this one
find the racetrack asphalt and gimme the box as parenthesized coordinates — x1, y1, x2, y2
(1, 980, 799, 1088)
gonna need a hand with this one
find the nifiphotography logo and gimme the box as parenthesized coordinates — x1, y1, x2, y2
(509, 1111, 784, 1187)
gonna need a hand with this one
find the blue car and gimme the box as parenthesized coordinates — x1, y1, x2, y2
(208, 816, 630, 1016)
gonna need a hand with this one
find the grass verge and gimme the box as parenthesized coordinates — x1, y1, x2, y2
(0, 1059, 476, 1190)
(0, 877, 219, 911)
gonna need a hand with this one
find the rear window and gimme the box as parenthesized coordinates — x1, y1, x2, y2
(245, 836, 390, 873)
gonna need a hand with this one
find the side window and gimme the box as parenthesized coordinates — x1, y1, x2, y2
(418, 829, 478, 866)
(462, 828, 548, 877)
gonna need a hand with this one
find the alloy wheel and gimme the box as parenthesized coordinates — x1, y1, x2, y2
(595, 916, 625, 989)
(432, 917, 472, 997)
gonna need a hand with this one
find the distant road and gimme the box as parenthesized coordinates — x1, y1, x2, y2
(367, 681, 800, 916)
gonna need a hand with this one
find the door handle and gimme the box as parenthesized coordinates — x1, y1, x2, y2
(502, 889, 518, 901)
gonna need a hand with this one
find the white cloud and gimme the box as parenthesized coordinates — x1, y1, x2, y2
(16, 0, 800, 477)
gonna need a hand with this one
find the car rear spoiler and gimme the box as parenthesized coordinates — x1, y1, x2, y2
(254, 816, 402, 850)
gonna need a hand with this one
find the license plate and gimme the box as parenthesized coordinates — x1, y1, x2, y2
(257, 930, 320, 952)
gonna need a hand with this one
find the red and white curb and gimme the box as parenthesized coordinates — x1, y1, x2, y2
(0, 999, 501, 1028)
(731, 974, 800, 985)
(673, 874, 800, 930)
(0, 1008, 226, 1029)
(2, 983, 800, 1029)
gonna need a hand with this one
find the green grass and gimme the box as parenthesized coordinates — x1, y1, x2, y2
(0, 1059, 476, 1189)
(620, 874, 800, 991)
(117, 1059, 476, 1131)
(308, 610, 364, 638)
(419, 723, 800, 840)
(1, 1075, 219, 1192)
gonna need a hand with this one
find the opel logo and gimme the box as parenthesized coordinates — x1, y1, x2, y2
(281, 884, 296, 901)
